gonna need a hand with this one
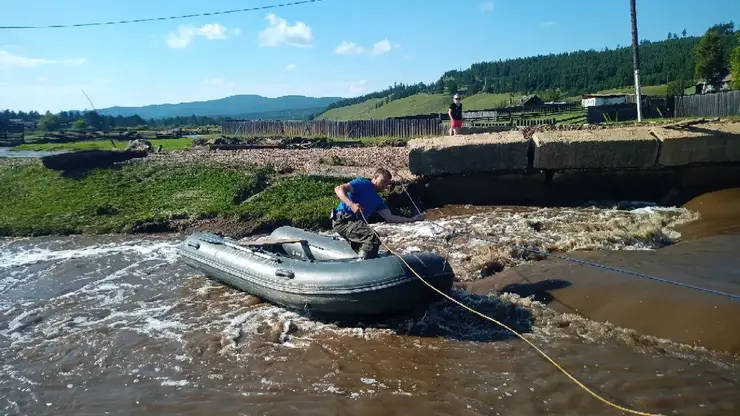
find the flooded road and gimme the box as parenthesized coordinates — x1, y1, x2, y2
(2, 193, 740, 415)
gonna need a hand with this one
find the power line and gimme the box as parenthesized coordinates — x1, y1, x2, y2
(0, 0, 325, 30)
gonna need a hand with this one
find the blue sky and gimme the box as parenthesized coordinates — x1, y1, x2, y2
(1, 0, 737, 113)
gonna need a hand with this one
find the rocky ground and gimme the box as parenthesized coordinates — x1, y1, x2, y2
(138, 118, 737, 178)
(5, 118, 737, 180)
(131, 146, 417, 181)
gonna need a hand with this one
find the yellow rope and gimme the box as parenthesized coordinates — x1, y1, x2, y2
(357, 208, 664, 416)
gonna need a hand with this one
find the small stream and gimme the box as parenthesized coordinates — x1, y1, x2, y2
(0, 147, 70, 158)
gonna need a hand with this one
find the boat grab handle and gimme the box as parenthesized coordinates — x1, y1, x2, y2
(275, 269, 295, 279)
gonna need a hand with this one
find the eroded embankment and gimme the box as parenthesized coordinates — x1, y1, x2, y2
(406, 120, 740, 209)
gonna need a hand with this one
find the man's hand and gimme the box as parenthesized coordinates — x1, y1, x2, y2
(349, 202, 362, 213)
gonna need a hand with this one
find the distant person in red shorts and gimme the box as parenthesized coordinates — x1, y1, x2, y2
(448, 93, 463, 135)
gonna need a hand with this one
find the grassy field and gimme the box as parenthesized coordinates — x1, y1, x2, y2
(317, 85, 670, 121)
(593, 84, 669, 96)
(316, 93, 512, 121)
(0, 161, 353, 237)
(12, 137, 196, 152)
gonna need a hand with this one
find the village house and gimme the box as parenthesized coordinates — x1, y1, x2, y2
(506, 94, 544, 108)
(694, 72, 735, 94)
(580, 93, 629, 107)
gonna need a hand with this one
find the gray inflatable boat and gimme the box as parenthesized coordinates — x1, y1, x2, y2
(177, 226, 455, 315)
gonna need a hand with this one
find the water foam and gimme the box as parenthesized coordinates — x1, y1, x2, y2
(0, 240, 179, 269)
(372, 204, 699, 279)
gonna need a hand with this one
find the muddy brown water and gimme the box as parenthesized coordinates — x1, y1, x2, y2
(2, 190, 740, 415)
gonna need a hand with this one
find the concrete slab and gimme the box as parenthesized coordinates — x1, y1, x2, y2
(532, 127, 659, 169)
(408, 131, 529, 175)
(651, 123, 740, 166)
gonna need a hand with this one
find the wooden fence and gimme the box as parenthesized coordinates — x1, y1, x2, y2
(390, 103, 582, 121)
(674, 90, 740, 118)
(0, 122, 25, 146)
(445, 118, 557, 128)
(222, 119, 446, 138)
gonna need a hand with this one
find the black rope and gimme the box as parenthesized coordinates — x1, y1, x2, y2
(0, 0, 325, 30)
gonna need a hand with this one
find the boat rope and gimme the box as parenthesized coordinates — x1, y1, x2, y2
(357, 208, 664, 416)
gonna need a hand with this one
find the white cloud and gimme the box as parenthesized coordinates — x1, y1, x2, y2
(0, 45, 23, 52)
(166, 24, 241, 49)
(0, 50, 85, 71)
(333, 39, 400, 56)
(202, 77, 237, 88)
(370, 40, 392, 56)
(258, 13, 313, 48)
(285, 63, 297, 71)
(333, 41, 364, 55)
(540, 21, 555, 27)
(480, 1, 494, 12)
(348, 80, 368, 95)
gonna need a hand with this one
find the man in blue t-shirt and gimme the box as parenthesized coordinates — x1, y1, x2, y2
(332, 167, 424, 259)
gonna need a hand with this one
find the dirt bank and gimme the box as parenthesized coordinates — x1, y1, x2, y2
(676, 187, 740, 239)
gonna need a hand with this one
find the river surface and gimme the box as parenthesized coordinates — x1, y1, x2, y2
(2, 191, 740, 415)
(0, 147, 69, 158)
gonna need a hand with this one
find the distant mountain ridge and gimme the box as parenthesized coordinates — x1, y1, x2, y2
(95, 94, 343, 120)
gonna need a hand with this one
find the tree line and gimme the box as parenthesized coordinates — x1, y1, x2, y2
(1, 109, 223, 131)
(1, 107, 323, 131)
(326, 22, 740, 112)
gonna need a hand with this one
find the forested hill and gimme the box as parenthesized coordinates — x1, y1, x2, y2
(439, 36, 699, 95)
(96, 94, 342, 120)
(325, 23, 739, 113)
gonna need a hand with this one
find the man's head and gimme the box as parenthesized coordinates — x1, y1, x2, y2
(371, 167, 392, 191)
(453, 93, 460, 104)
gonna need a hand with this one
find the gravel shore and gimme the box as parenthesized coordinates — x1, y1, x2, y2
(131, 146, 417, 180)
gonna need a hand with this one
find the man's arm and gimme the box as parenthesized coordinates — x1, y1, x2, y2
(334, 182, 361, 212)
(377, 208, 423, 223)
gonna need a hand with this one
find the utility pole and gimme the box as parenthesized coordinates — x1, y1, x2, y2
(630, 0, 643, 122)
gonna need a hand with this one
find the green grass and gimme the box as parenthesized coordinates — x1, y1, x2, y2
(460, 93, 516, 109)
(595, 84, 668, 96)
(0, 161, 354, 237)
(12, 138, 195, 152)
(316, 93, 514, 121)
(316, 85, 670, 121)
(0, 162, 267, 236)
(234, 175, 347, 230)
(316, 98, 385, 121)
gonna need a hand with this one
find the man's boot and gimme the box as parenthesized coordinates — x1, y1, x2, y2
(357, 248, 378, 260)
